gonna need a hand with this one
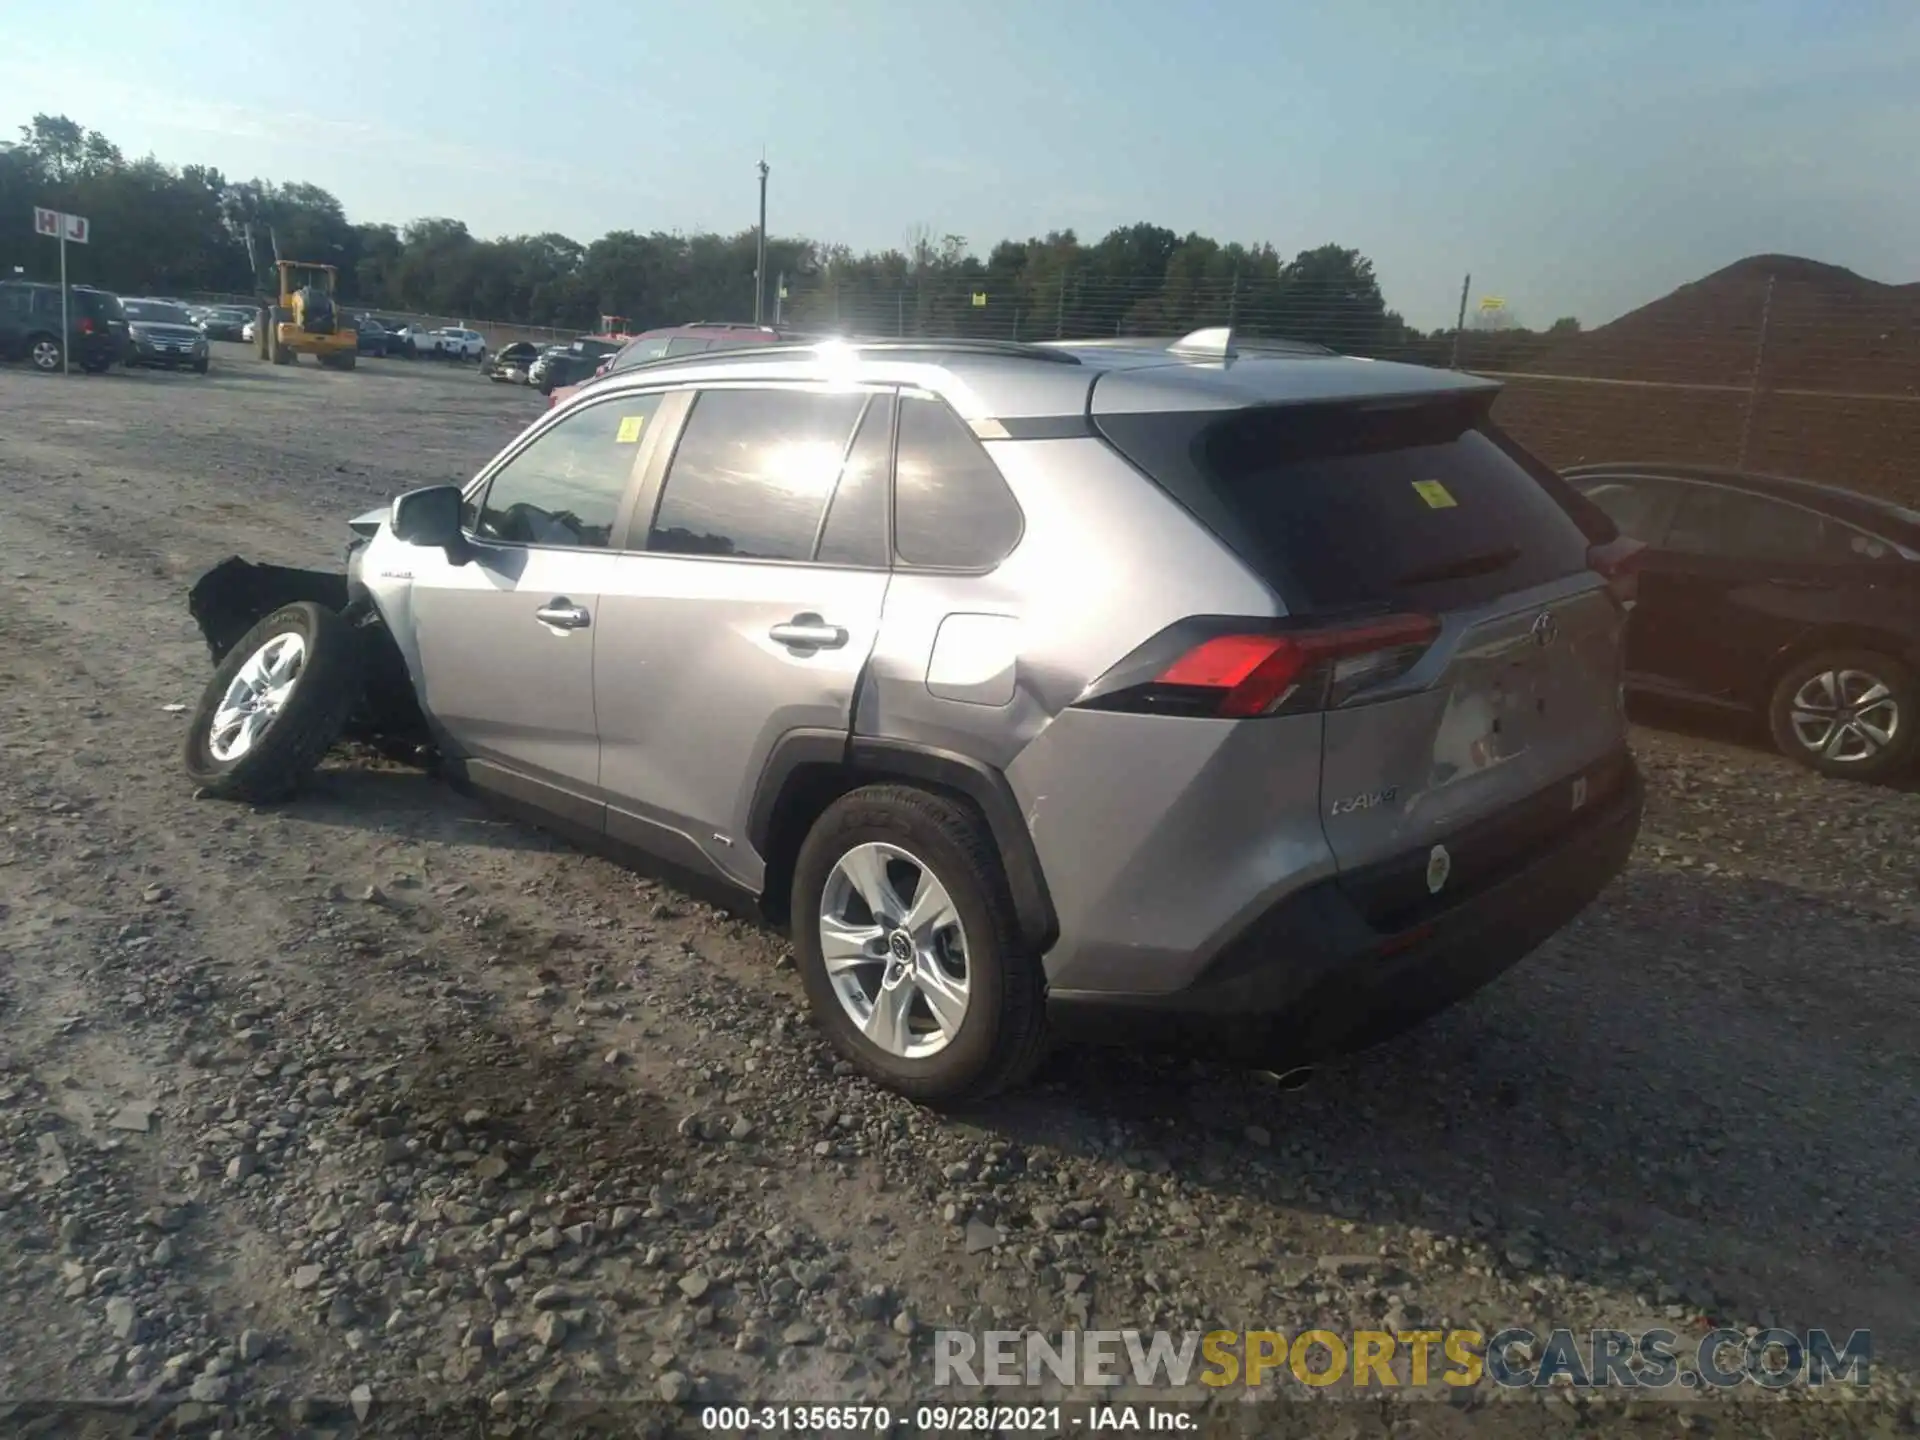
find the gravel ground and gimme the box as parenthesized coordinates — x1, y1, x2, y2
(0, 353, 1916, 1438)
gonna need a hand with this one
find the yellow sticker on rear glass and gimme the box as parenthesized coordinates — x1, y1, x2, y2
(616, 415, 647, 444)
(1412, 479, 1458, 509)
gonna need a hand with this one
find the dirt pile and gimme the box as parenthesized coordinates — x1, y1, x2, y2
(1535, 254, 1920, 395)
(1489, 254, 1920, 506)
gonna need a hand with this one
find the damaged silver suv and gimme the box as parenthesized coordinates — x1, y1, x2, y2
(184, 331, 1645, 1103)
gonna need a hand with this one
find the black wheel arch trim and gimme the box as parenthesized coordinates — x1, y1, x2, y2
(749, 731, 1060, 956)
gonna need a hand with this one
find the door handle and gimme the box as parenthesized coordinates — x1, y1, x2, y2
(770, 615, 848, 650)
(534, 599, 591, 629)
(1764, 577, 1829, 592)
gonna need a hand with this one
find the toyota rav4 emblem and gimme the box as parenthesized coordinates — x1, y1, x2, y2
(1530, 611, 1558, 647)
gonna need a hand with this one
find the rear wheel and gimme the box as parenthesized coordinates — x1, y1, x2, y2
(1767, 649, 1917, 782)
(791, 785, 1048, 1104)
(183, 602, 362, 802)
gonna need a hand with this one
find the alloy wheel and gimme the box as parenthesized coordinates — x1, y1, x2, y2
(818, 841, 971, 1060)
(1788, 668, 1901, 765)
(209, 632, 307, 762)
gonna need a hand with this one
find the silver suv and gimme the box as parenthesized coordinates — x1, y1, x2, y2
(183, 331, 1645, 1103)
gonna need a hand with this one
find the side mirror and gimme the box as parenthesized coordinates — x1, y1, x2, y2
(390, 484, 471, 564)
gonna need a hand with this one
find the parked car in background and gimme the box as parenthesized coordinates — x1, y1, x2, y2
(432, 327, 486, 362)
(1564, 462, 1920, 780)
(351, 316, 406, 357)
(197, 305, 254, 342)
(483, 340, 541, 382)
(124, 298, 212, 373)
(525, 343, 572, 389)
(533, 334, 623, 394)
(0, 280, 130, 373)
(545, 323, 790, 409)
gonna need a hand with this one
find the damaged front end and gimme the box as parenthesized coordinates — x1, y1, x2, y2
(187, 554, 430, 751)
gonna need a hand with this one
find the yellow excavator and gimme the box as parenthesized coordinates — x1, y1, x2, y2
(256, 261, 357, 369)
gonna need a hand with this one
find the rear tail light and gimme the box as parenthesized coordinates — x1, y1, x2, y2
(1078, 613, 1441, 719)
(78, 317, 95, 335)
(1588, 537, 1644, 610)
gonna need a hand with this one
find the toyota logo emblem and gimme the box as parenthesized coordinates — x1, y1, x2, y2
(1530, 611, 1558, 647)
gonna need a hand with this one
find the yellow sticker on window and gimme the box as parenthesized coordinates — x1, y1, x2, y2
(1412, 480, 1457, 509)
(615, 415, 647, 444)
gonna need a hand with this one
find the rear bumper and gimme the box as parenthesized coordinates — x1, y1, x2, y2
(1047, 755, 1642, 1061)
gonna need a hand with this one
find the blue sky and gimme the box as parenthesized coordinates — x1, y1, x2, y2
(3, 0, 1914, 327)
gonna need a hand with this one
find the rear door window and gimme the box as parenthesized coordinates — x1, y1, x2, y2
(647, 388, 867, 561)
(814, 392, 895, 568)
(1662, 486, 1880, 564)
(1098, 398, 1591, 613)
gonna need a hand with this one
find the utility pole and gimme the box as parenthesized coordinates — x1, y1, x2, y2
(1450, 273, 1471, 369)
(753, 156, 769, 325)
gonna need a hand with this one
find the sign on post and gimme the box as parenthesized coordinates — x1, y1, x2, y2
(31, 207, 91, 376)
(34, 207, 89, 243)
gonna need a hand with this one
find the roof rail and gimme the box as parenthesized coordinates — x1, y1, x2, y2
(1046, 332, 1339, 358)
(607, 335, 1086, 375)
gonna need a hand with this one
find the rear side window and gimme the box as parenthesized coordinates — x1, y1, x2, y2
(663, 337, 711, 357)
(1578, 478, 1682, 544)
(614, 338, 671, 370)
(1098, 399, 1591, 613)
(77, 291, 124, 320)
(648, 388, 866, 561)
(893, 394, 1024, 569)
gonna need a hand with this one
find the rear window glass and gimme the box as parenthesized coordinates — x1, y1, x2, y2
(1099, 399, 1592, 613)
(76, 290, 125, 320)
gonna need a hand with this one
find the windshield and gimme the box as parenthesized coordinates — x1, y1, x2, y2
(126, 300, 193, 325)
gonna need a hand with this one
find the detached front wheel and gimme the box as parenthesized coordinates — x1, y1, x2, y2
(183, 602, 362, 802)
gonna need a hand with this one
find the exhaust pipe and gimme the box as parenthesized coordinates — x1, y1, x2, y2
(1255, 1065, 1316, 1092)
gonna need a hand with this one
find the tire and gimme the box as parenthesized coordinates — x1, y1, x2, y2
(27, 333, 62, 372)
(182, 602, 363, 803)
(1766, 648, 1918, 782)
(791, 784, 1049, 1105)
(193, 359, 210, 375)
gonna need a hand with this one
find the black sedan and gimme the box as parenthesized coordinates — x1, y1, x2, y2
(198, 305, 255, 342)
(353, 316, 414, 357)
(1565, 462, 1920, 781)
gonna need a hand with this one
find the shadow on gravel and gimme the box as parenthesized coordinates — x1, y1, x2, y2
(292, 766, 565, 853)
(977, 864, 1919, 1360)
(1630, 696, 1920, 794)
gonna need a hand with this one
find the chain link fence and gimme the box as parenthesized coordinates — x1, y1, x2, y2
(777, 268, 1920, 510)
(182, 261, 1920, 511)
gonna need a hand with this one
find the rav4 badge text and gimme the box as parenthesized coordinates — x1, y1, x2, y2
(1330, 786, 1398, 816)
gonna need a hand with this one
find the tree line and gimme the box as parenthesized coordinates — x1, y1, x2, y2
(2, 113, 1579, 364)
